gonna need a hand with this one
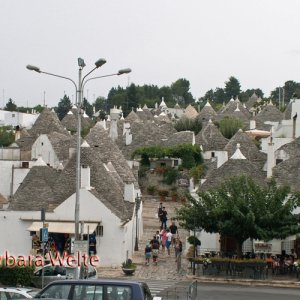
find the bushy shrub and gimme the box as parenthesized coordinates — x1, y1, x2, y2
(147, 185, 156, 195)
(187, 236, 201, 246)
(0, 264, 34, 286)
(163, 168, 180, 185)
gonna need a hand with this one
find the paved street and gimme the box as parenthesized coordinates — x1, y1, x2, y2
(197, 283, 300, 300)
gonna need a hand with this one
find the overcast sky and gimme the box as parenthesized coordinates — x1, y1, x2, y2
(1, 0, 300, 108)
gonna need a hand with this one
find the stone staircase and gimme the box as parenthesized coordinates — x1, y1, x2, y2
(132, 196, 188, 279)
(97, 195, 191, 280)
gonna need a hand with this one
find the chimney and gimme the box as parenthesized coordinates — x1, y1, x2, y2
(69, 148, 75, 159)
(250, 119, 256, 130)
(124, 182, 135, 202)
(109, 119, 118, 142)
(267, 136, 275, 178)
(81, 165, 91, 190)
(292, 113, 297, 139)
(15, 126, 20, 141)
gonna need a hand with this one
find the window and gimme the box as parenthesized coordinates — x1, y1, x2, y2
(21, 161, 29, 168)
(142, 283, 152, 300)
(38, 283, 72, 299)
(41, 142, 44, 146)
(174, 160, 179, 166)
(12, 114, 15, 117)
(276, 159, 283, 165)
(96, 225, 103, 236)
(211, 152, 215, 158)
(106, 286, 132, 300)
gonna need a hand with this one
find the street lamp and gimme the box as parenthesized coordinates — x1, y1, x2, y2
(26, 59, 131, 275)
(27, 58, 107, 242)
(278, 87, 284, 109)
(82, 68, 131, 115)
(134, 194, 141, 251)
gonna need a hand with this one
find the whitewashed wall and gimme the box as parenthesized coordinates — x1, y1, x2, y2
(0, 160, 31, 198)
(32, 135, 60, 168)
(0, 210, 40, 256)
(0, 148, 20, 160)
(53, 189, 136, 267)
(4, 111, 38, 129)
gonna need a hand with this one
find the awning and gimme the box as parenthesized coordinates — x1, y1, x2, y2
(27, 222, 98, 234)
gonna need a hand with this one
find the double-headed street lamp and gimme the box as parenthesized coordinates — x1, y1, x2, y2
(26, 58, 131, 257)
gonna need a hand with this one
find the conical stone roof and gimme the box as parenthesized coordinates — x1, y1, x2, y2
(125, 110, 141, 123)
(85, 122, 136, 183)
(29, 108, 69, 137)
(273, 156, 300, 193)
(9, 165, 60, 211)
(224, 129, 266, 169)
(276, 137, 300, 159)
(182, 104, 198, 119)
(195, 120, 228, 151)
(197, 101, 217, 123)
(200, 148, 266, 191)
(254, 102, 283, 123)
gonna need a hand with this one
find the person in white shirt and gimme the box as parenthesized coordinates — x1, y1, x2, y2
(166, 229, 173, 256)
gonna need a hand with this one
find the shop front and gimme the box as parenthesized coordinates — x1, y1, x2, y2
(27, 221, 99, 257)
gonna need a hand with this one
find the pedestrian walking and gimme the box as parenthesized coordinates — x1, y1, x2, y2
(157, 202, 163, 223)
(160, 227, 167, 253)
(166, 229, 173, 256)
(175, 238, 183, 262)
(161, 207, 168, 229)
(155, 230, 161, 249)
(169, 220, 178, 246)
(145, 241, 152, 265)
(150, 235, 160, 265)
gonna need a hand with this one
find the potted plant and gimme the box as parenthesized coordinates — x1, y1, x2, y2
(170, 187, 178, 201)
(147, 185, 156, 195)
(158, 189, 169, 201)
(122, 259, 136, 275)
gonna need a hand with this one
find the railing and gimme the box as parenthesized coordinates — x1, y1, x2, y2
(159, 281, 198, 300)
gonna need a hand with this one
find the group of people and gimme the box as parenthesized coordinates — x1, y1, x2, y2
(144, 203, 183, 265)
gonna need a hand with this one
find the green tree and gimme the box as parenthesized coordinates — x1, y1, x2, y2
(171, 78, 194, 105)
(177, 176, 300, 257)
(224, 76, 241, 101)
(33, 105, 45, 113)
(214, 87, 226, 104)
(107, 86, 127, 114)
(82, 98, 93, 117)
(202, 89, 214, 102)
(218, 117, 244, 139)
(239, 89, 264, 102)
(4, 98, 17, 111)
(55, 95, 72, 120)
(158, 86, 174, 106)
(271, 81, 300, 107)
(124, 83, 139, 116)
(0, 127, 14, 146)
(174, 117, 202, 135)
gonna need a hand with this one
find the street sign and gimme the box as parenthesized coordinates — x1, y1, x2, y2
(73, 240, 88, 255)
(40, 227, 48, 242)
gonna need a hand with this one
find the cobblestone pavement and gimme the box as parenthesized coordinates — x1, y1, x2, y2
(98, 196, 191, 281)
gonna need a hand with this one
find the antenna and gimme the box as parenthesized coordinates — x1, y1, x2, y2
(127, 76, 130, 87)
(2, 89, 4, 109)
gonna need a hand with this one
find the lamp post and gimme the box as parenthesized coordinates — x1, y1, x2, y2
(26, 60, 131, 276)
(278, 86, 284, 109)
(134, 194, 141, 251)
